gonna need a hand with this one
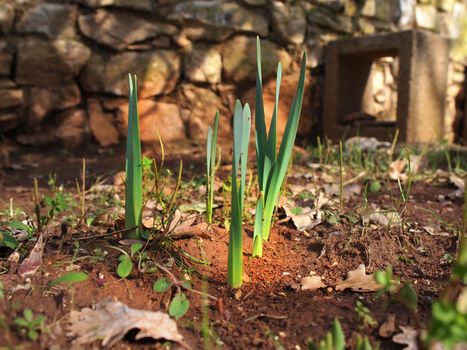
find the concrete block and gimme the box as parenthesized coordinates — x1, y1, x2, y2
(323, 29, 449, 143)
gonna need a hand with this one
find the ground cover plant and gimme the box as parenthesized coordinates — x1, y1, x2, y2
(0, 48, 466, 350)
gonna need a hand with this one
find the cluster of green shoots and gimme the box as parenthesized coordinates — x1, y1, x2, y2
(252, 38, 306, 257)
(223, 38, 306, 286)
(123, 39, 306, 288)
(307, 318, 376, 350)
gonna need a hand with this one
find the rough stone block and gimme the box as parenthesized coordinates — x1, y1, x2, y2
(464, 71, 467, 144)
(323, 29, 449, 143)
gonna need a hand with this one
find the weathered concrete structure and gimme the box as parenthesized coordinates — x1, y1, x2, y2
(323, 29, 449, 143)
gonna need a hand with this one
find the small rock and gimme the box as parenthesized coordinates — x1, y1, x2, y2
(104, 98, 186, 143)
(28, 84, 81, 125)
(80, 50, 180, 97)
(78, 10, 177, 51)
(222, 36, 291, 83)
(76, 0, 154, 12)
(0, 3, 14, 34)
(0, 88, 23, 109)
(307, 10, 352, 34)
(243, 0, 266, 5)
(0, 112, 21, 133)
(415, 4, 438, 30)
(169, 1, 268, 37)
(139, 101, 185, 143)
(88, 99, 119, 147)
(0, 51, 12, 76)
(180, 85, 231, 143)
(184, 44, 222, 84)
(16, 3, 77, 39)
(271, 1, 306, 45)
(55, 109, 88, 149)
(16, 38, 91, 86)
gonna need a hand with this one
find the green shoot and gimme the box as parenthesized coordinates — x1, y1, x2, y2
(252, 37, 306, 257)
(228, 100, 251, 288)
(339, 141, 344, 213)
(206, 111, 220, 224)
(307, 318, 345, 350)
(14, 309, 46, 341)
(125, 74, 143, 238)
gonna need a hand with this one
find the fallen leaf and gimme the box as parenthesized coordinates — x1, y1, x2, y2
(335, 264, 381, 292)
(142, 216, 156, 229)
(172, 215, 198, 234)
(392, 326, 418, 350)
(448, 174, 465, 199)
(389, 159, 407, 181)
(324, 183, 362, 199)
(66, 300, 185, 348)
(388, 155, 423, 182)
(345, 136, 390, 151)
(378, 314, 396, 338)
(362, 210, 401, 227)
(179, 202, 208, 213)
(18, 234, 44, 279)
(301, 275, 326, 291)
(283, 202, 321, 231)
(113, 171, 126, 187)
(422, 226, 450, 237)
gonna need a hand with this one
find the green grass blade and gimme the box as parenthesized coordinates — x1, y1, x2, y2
(332, 319, 345, 350)
(206, 127, 212, 178)
(228, 101, 251, 288)
(252, 199, 263, 257)
(255, 36, 267, 190)
(125, 74, 143, 238)
(266, 63, 282, 162)
(240, 103, 251, 207)
(206, 111, 219, 224)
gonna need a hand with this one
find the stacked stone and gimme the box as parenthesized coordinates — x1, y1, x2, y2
(0, 0, 465, 148)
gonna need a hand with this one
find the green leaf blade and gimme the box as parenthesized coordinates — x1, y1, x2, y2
(169, 293, 190, 319)
(49, 271, 88, 287)
(125, 74, 143, 239)
(153, 277, 172, 293)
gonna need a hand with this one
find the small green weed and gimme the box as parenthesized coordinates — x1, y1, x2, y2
(14, 309, 47, 341)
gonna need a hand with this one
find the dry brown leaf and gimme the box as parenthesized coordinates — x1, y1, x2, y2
(362, 211, 401, 227)
(448, 174, 465, 199)
(392, 326, 418, 350)
(283, 202, 320, 231)
(388, 155, 423, 182)
(18, 234, 44, 279)
(335, 264, 381, 292)
(389, 159, 407, 181)
(378, 314, 396, 338)
(301, 275, 326, 291)
(66, 300, 185, 348)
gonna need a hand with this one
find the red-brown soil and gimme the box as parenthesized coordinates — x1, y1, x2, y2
(0, 144, 464, 349)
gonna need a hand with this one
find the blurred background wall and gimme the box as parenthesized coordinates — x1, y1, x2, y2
(0, 0, 466, 149)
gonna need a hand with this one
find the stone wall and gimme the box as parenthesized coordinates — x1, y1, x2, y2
(0, 0, 466, 148)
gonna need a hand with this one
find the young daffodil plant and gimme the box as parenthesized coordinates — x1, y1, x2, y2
(228, 100, 251, 288)
(125, 74, 143, 238)
(253, 37, 307, 257)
